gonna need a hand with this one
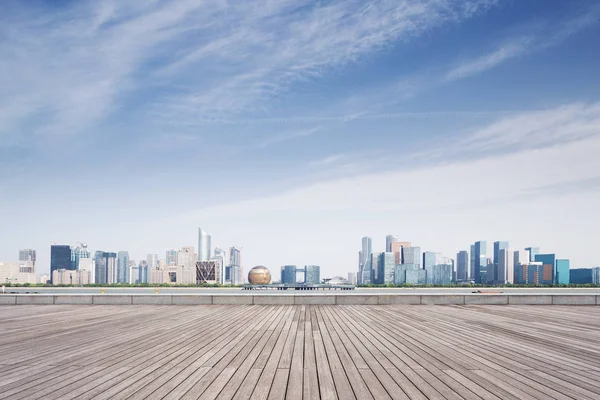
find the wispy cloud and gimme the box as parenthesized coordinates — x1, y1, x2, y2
(257, 126, 321, 148)
(444, 3, 600, 81)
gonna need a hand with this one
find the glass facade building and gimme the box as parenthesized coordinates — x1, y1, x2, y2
(166, 249, 178, 266)
(402, 247, 421, 267)
(304, 265, 321, 284)
(493, 241, 509, 264)
(394, 264, 420, 284)
(94, 251, 117, 284)
(534, 254, 556, 284)
(474, 241, 487, 284)
(138, 261, 148, 284)
(376, 253, 395, 285)
(525, 247, 540, 262)
(117, 251, 130, 284)
(426, 264, 452, 285)
(71, 244, 90, 271)
(198, 228, 212, 262)
(422, 252, 436, 271)
(456, 250, 469, 281)
(555, 259, 570, 285)
(281, 265, 297, 284)
(51, 245, 72, 283)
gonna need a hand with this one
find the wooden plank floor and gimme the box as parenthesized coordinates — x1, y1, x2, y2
(0, 305, 599, 399)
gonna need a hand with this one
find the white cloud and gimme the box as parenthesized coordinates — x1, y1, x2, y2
(444, 4, 600, 82)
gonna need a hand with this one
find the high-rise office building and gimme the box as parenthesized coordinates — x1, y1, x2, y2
(138, 260, 148, 284)
(390, 241, 411, 264)
(422, 252, 436, 271)
(534, 254, 556, 285)
(525, 247, 539, 262)
(50, 245, 72, 283)
(513, 250, 530, 266)
(497, 248, 514, 284)
(473, 241, 487, 284)
(377, 253, 395, 285)
(469, 244, 475, 280)
(493, 241, 509, 264)
(147, 254, 158, 268)
(426, 264, 452, 285)
(281, 265, 297, 284)
(385, 235, 400, 252)
(304, 265, 321, 284)
(19, 249, 36, 272)
(570, 267, 599, 284)
(555, 259, 570, 285)
(402, 246, 421, 267)
(94, 251, 117, 284)
(166, 249, 178, 266)
(229, 247, 242, 285)
(71, 243, 90, 270)
(177, 246, 196, 269)
(347, 272, 356, 284)
(198, 228, 212, 262)
(456, 250, 469, 281)
(358, 237, 372, 284)
(117, 251, 130, 284)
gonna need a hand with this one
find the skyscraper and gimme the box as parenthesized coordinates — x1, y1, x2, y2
(422, 251, 437, 270)
(50, 245, 72, 283)
(497, 248, 514, 284)
(117, 251, 130, 283)
(513, 249, 530, 266)
(19, 249, 36, 273)
(71, 243, 90, 270)
(358, 237, 372, 284)
(534, 254, 555, 285)
(402, 246, 421, 267)
(525, 247, 539, 262)
(281, 265, 297, 284)
(166, 249, 178, 266)
(473, 241, 487, 284)
(198, 228, 212, 261)
(377, 253, 395, 285)
(469, 244, 475, 280)
(138, 260, 148, 284)
(177, 246, 196, 269)
(94, 251, 117, 284)
(456, 250, 469, 281)
(385, 235, 400, 252)
(213, 247, 227, 284)
(147, 254, 158, 268)
(304, 265, 321, 284)
(555, 259, 570, 285)
(229, 247, 242, 285)
(390, 241, 411, 264)
(493, 241, 509, 264)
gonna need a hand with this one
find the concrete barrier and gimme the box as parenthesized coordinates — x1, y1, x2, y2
(132, 295, 173, 305)
(16, 295, 54, 305)
(378, 295, 421, 305)
(3, 294, 600, 305)
(421, 295, 465, 305)
(0, 295, 17, 305)
(336, 295, 379, 305)
(294, 295, 336, 305)
(92, 295, 133, 305)
(172, 295, 212, 305)
(552, 295, 596, 305)
(54, 295, 93, 305)
(212, 295, 253, 305)
(254, 295, 295, 305)
(464, 295, 509, 305)
(508, 295, 553, 305)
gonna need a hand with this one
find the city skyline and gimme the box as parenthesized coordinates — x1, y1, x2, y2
(2, 0, 600, 278)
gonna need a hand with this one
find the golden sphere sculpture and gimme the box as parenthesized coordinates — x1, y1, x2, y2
(248, 266, 271, 284)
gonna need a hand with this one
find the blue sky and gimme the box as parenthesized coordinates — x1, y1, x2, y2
(1, 0, 600, 277)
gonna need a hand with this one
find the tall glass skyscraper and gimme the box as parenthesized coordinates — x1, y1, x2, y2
(117, 251, 130, 284)
(94, 251, 117, 284)
(229, 247, 242, 285)
(377, 253, 395, 285)
(281, 265, 297, 284)
(534, 254, 556, 285)
(493, 241, 509, 264)
(304, 265, 321, 284)
(19, 249, 36, 273)
(198, 228, 212, 261)
(525, 247, 540, 262)
(71, 243, 90, 270)
(358, 237, 372, 284)
(402, 246, 421, 267)
(147, 254, 158, 268)
(555, 259, 570, 285)
(474, 241, 487, 284)
(456, 250, 469, 281)
(422, 251, 436, 270)
(385, 235, 399, 252)
(50, 245, 72, 283)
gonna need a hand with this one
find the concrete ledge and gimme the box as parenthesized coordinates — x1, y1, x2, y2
(212, 295, 253, 305)
(254, 295, 295, 305)
(92, 295, 133, 305)
(552, 295, 596, 305)
(172, 295, 213, 305)
(336, 295, 379, 305)
(54, 295, 93, 305)
(294, 295, 336, 305)
(464, 295, 508, 305)
(132, 295, 173, 305)
(0, 295, 17, 305)
(421, 295, 465, 305)
(378, 295, 421, 305)
(16, 295, 54, 305)
(508, 295, 553, 305)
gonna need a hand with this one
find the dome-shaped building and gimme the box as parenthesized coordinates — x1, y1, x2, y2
(248, 266, 272, 285)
